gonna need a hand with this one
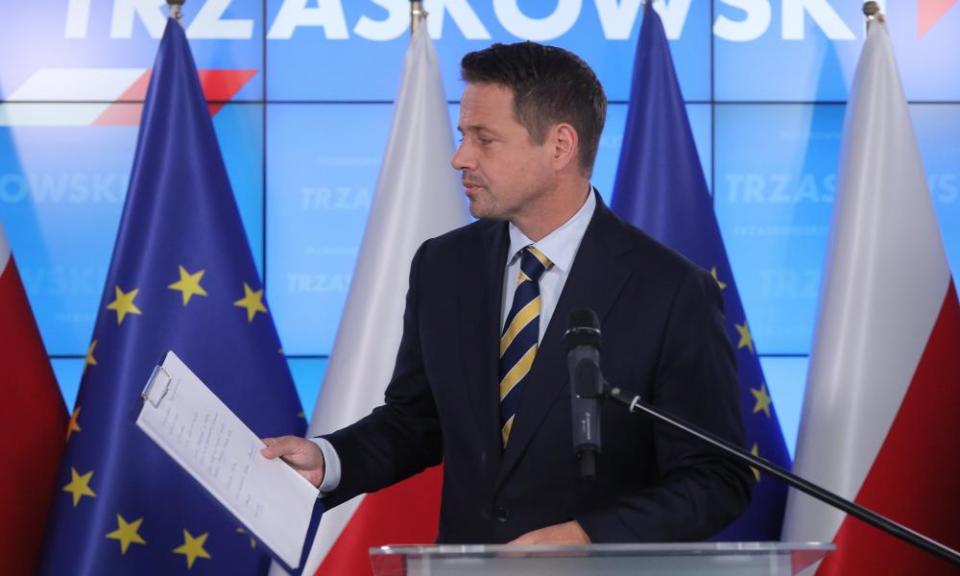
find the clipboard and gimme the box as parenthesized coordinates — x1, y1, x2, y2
(136, 350, 323, 574)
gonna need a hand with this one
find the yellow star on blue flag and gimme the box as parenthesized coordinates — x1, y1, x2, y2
(106, 286, 141, 325)
(105, 514, 146, 555)
(62, 467, 96, 507)
(66, 407, 81, 441)
(751, 382, 773, 418)
(735, 322, 755, 354)
(172, 530, 211, 569)
(168, 265, 208, 305)
(233, 282, 267, 322)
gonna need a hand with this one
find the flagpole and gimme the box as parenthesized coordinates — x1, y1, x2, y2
(410, 0, 426, 35)
(167, 0, 185, 22)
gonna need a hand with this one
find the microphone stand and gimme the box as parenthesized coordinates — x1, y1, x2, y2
(602, 381, 960, 568)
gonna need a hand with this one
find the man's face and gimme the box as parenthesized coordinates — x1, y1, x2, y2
(452, 83, 556, 222)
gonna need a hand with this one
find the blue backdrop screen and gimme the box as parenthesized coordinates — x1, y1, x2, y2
(2, 0, 958, 451)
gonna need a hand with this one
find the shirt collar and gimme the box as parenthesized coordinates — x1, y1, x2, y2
(507, 188, 596, 273)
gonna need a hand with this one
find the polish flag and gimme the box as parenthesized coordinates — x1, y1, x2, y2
(0, 223, 68, 575)
(781, 17, 960, 574)
(278, 15, 467, 576)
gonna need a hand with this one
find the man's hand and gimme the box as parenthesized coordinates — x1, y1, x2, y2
(508, 521, 591, 545)
(260, 436, 326, 488)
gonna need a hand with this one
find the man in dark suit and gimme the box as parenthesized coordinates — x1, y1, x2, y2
(263, 42, 751, 544)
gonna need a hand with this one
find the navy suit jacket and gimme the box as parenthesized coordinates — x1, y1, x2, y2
(323, 194, 752, 543)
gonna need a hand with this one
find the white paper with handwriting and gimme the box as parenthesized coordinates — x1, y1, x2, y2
(136, 351, 318, 568)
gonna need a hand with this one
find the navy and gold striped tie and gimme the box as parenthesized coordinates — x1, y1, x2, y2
(499, 245, 553, 447)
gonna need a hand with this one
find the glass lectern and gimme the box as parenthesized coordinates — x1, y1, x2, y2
(369, 542, 834, 576)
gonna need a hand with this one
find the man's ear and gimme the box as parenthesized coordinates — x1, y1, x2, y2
(549, 122, 579, 172)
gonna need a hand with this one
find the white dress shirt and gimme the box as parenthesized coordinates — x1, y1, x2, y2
(313, 189, 597, 494)
(501, 189, 596, 340)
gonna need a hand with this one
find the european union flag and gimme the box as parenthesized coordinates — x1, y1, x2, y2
(40, 18, 305, 574)
(611, 3, 791, 540)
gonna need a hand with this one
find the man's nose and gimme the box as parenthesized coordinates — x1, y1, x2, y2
(451, 141, 472, 171)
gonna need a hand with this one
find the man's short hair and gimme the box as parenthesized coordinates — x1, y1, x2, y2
(461, 42, 607, 177)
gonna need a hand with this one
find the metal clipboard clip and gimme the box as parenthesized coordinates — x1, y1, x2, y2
(141, 364, 172, 408)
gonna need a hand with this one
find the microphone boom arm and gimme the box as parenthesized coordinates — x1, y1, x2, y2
(604, 382, 960, 567)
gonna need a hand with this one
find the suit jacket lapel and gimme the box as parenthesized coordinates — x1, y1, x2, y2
(458, 221, 508, 470)
(496, 197, 634, 488)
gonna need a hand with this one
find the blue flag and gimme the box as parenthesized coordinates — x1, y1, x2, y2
(40, 18, 305, 574)
(611, 4, 791, 540)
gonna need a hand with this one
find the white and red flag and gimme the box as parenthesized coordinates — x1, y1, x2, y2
(0, 223, 68, 575)
(293, 17, 467, 576)
(782, 16, 960, 574)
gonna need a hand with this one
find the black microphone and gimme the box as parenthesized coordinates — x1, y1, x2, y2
(563, 309, 603, 478)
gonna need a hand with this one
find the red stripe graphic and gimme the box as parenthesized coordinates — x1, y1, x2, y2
(818, 282, 960, 575)
(918, 0, 958, 39)
(94, 69, 257, 125)
(317, 465, 443, 575)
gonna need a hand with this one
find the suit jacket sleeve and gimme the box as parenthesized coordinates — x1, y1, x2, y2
(576, 266, 753, 541)
(320, 241, 443, 508)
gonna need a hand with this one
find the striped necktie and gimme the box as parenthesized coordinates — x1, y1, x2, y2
(499, 245, 553, 447)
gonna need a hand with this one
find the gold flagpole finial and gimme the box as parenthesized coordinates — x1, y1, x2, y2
(863, 1, 885, 27)
(167, 0, 186, 22)
(410, 1, 427, 36)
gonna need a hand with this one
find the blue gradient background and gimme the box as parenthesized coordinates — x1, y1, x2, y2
(2, 0, 958, 459)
